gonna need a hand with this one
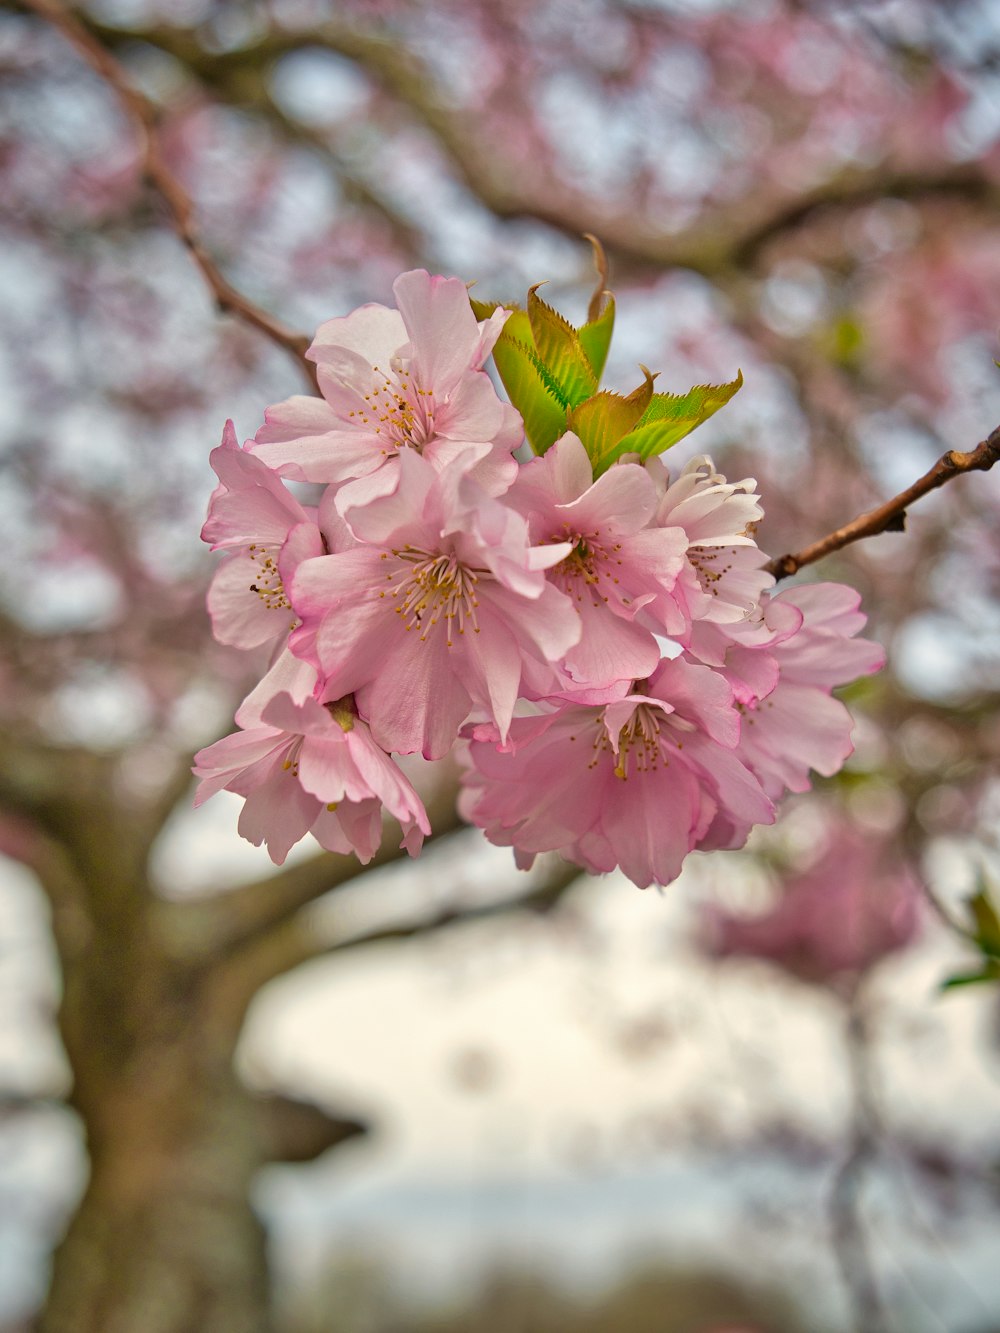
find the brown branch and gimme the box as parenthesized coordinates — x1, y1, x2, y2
(162, 779, 467, 963)
(766, 424, 1000, 579)
(253, 1092, 367, 1164)
(209, 856, 585, 1022)
(319, 857, 584, 959)
(23, 0, 317, 389)
(75, 13, 425, 262)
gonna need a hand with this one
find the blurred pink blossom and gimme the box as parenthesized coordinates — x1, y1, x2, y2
(705, 819, 921, 985)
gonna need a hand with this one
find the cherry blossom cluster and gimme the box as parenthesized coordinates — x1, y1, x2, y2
(194, 270, 883, 887)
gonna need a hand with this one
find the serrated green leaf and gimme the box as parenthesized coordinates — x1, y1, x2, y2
(593, 371, 743, 469)
(571, 372, 655, 474)
(527, 286, 598, 408)
(490, 336, 569, 455)
(469, 297, 501, 322)
(638, 371, 744, 427)
(469, 298, 570, 454)
(578, 293, 615, 381)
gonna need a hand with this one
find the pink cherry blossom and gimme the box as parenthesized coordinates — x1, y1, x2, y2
(642, 454, 773, 639)
(193, 692, 429, 865)
(461, 655, 774, 889)
(202, 420, 324, 652)
(731, 583, 886, 800)
(508, 432, 687, 692)
(250, 270, 522, 493)
(197, 275, 887, 891)
(287, 449, 581, 759)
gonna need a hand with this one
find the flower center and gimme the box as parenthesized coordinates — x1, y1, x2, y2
(247, 544, 291, 612)
(325, 695, 357, 732)
(380, 547, 485, 647)
(688, 545, 735, 596)
(550, 529, 624, 606)
(348, 366, 435, 453)
(585, 702, 664, 779)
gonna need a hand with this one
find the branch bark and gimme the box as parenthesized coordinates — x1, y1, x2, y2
(766, 424, 1000, 579)
(165, 780, 467, 964)
(75, 15, 1000, 281)
(24, 0, 318, 388)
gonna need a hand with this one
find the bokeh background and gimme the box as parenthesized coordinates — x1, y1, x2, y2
(2, 1, 1000, 1330)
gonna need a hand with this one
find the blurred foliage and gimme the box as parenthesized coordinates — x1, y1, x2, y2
(285, 1255, 813, 1333)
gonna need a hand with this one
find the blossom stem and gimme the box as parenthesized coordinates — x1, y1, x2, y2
(23, 0, 319, 391)
(767, 424, 1000, 579)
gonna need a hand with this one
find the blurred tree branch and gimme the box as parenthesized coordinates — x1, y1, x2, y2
(23, 0, 319, 388)
(207, 856, 585, 1021)
(169, 779, 467, 965)
(253, 1092, 367, 1163)
(830, 988, 888, 1333)
(76, 13, 1000, 281)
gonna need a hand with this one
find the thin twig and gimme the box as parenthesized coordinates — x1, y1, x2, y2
(24, 0, 318, 390)
(830, 987, 888, 1333)
(767, 424, 1000, 579)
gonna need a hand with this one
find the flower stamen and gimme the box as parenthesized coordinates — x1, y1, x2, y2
(386, 547, 486, 646)
(613, 704, 663, 780)
(247, 544, 291, 612)
(347, 366, 436, 453)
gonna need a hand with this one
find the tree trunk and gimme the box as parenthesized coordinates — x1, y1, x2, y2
(37, 835, 274, 1333)
(39, 1064, 271, 1333)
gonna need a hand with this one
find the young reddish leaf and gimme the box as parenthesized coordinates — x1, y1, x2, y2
(570, 370, 656, 473)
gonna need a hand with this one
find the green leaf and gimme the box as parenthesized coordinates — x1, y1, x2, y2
(940, 959, 1000, 990)
(601, 371, 744, 467)
(570, 371, 655, 474)
(492, 336, 569, 455)
(471, 299, 569, 454)
(941, 877, 1000, 992)
(967, 884, 1000, 956)
(469, 296, 501, 323)
(638, 371, 744, 427)
(527, 286, 598, 408)
(578, 293, 615, 381)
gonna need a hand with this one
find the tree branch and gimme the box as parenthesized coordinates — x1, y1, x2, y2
(163, 780, 467, 963)
(24, 0, 317, 388)
(75, 15, 1000, 282)
(209, 856, 585, 1022)
(252, 1092, 367, 1164)
(317, 856, 584, 959)
(830, 988, 888, 1333)
(766, 424, 1000, 579)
